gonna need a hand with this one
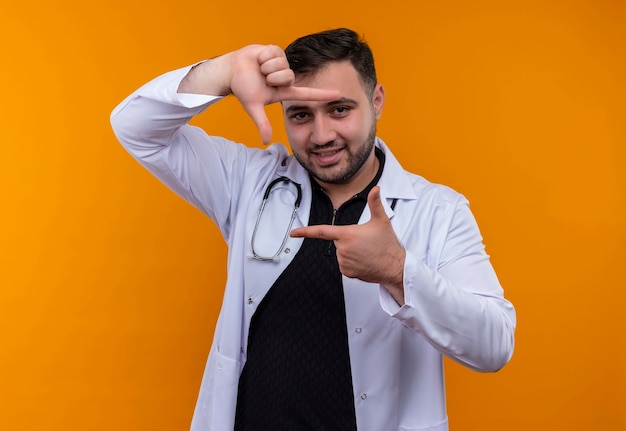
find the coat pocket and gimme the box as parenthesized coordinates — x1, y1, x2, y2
(196, 351, 241, 429)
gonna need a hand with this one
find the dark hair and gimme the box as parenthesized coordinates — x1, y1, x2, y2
(285, 28, 377, 95)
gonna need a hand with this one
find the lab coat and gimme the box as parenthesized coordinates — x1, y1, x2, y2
(111, 65, 516, 431)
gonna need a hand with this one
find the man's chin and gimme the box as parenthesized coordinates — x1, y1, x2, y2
(310, 169, 353, 185)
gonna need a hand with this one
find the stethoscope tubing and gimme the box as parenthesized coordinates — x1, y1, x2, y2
(250, 176, 302, 262)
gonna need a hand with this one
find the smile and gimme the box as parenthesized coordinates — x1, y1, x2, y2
(311, 147, 344, 165)
(313, 148, 341, 156)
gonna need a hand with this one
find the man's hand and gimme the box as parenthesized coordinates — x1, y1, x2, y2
(231, 45, 340, 145)
(179, 44, 339, 145)
(290, 186, 406, 305)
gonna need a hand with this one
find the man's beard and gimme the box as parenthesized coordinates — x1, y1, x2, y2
(296, 122, 377, 185)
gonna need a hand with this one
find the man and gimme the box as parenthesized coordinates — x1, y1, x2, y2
(111, 28, 516, 431)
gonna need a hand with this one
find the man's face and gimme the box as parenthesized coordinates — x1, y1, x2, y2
(283, 61, 384, 189)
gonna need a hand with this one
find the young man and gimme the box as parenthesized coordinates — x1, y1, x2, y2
(111, 28, 516, 431)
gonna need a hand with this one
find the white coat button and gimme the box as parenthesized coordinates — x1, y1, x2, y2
(360, 393, 367, 400)
(284, 248, 291, 254)
(355, 327, 362, 334)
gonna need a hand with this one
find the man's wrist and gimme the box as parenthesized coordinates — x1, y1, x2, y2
(382, 248, 406, 305)
(178, 55, 233, 96)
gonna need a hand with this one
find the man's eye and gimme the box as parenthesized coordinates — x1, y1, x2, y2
(333, 106, 350, 115)
(292, 112, 309, 121)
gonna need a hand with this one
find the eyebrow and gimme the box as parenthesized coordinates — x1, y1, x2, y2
(284, 97, 359, 115)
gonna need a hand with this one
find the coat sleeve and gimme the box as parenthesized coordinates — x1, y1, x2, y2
(109, 65, 263, 239)
(380, 192, 516, 372)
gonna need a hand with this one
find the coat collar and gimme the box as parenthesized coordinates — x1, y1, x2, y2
(375, 137, 420, 202)
(276, 137, 419, 226)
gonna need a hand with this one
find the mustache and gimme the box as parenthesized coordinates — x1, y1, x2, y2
(309, 142, 342, 151)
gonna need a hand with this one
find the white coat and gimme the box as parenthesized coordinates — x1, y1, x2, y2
(111, 65, 516, 431)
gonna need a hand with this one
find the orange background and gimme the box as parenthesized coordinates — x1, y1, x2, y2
(1, 0, 624, 429)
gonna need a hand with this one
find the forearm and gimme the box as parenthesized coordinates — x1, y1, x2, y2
(110, 63, 223, 156)
(110, 64, 236, 222)
(380, 249, 407, 306)
(177, 54, 234, 96)
(111, 50, 240, 155)
(389, 254, 516, 372)
(380, 199, 516, 372)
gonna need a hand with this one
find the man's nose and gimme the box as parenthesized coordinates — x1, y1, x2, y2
(311, 116, 337, 145)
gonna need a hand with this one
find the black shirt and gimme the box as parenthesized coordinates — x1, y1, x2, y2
(234, 149, 385, 431)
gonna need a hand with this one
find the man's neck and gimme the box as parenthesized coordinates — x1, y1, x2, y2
(317, 151, 381, 209)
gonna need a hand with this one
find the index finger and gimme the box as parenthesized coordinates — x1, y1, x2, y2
(290, 224, 343, 240)
(277, 86, 341, 103)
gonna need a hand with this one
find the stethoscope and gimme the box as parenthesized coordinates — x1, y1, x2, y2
(250, 176, 303, 262)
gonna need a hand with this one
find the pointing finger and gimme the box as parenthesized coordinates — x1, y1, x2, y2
(290, 225, 341, 240)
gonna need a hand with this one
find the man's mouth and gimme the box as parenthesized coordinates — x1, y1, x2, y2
(311, 147, 344, 165)
(313, 148, 341, 156)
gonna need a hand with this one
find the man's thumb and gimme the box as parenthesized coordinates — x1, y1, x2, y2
(244, 103, 273, 145)
(367, 186, 387, 219)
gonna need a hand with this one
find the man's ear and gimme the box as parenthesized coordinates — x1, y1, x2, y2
(372, 83, 385, 120)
